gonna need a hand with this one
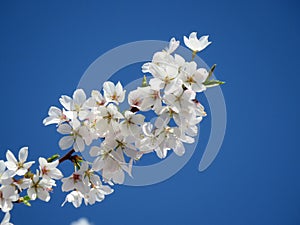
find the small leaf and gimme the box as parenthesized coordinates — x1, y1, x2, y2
(47, 154, 60, 163)
(23, 195, 31, 201)
(205, 64, 217, 81)
(203, 79, 225, 87)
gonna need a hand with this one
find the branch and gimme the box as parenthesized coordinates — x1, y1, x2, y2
(59, 149, 75, 164)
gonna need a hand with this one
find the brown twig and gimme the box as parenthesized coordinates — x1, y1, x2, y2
(59, 149, 75, 164)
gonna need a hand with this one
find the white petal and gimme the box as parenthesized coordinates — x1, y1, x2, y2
(174, 141, 185, 156)
(57, 123, 72, 135)
(59, 95, 73, 110)
(112, 170, 125, 184)
(6, 150, 17, 165)
(73, 89, 86, 105)
(37, 189, 50, 202)
(74, 137, 85, 152)
(48, 168, 63, 180)
(90, 146, 101, 157)
(27, 187, 37, 200)
(61, 178, 74, 192)
(18, 147, 28, 163)
(59, 136, 74, 150)
(1, 170, 16, 180)
(1, 212, 10, 224)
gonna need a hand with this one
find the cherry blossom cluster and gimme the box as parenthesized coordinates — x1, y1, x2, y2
(0, 32, 224, 225)
(0, 147, 63, 224)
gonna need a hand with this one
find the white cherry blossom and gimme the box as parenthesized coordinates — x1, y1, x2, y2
(61, 165, 89, 194)
(61, 190, 83, 208)
(183, 32, 211, 52)
(57, 121, 86, 152)
(0, 185, 18, 213)
(5, 148, 34, 176)
(120, 111, 145, 137)
(165, 37, 180, 54)
(39, 158, 63, 180)
(27, 174, 55, 202)
(103, 81, 126, 104)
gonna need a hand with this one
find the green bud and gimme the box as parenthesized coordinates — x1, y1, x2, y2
(142, 75, 148, 87)
(47, 154, 60, 163)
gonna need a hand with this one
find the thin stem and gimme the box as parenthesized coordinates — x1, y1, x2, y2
(59, 149, 75, 164)
(191, 51, 197, 60)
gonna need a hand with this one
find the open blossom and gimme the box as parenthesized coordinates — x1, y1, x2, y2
(57, 120, 87, 152)
(120, 111, 145, 137)
(179, 62, 209, 92)
(163, 88, 196, 113)
(84, 184, 113, 205)
(128, 89, 144, 110)
(165, 37, 180, 54)
(43, 106, 69, 126)
(0, 161, 14, 183)
(0, 185, 19, 213)
(5, 147, 34, 176)
(61, 164, 89, 194)
(39, 158, 63, 180)
(61, 190, 83, 208)
(0, 212, 13, 225)
(183, 32, 211, 52)
(27, 174, 55, 202)
(85, 90, 106, 108)
(91, 144, 129, 184)
(103, 81, 126, 104)
(134, 86, 162, 113)
(59, 89, 89, 120)
(95, 104, 124, 136)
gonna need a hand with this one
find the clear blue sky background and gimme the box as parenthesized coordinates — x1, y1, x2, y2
(0, 0, 299, 225)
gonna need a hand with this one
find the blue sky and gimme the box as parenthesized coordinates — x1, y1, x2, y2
(0, 0, 299, 225)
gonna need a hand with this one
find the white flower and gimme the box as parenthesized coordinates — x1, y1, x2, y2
(27, 174, 55, 202)
(0, 185, 19, 213)
(183, 32, 211, 52)
(43, 106, 69, 126)
(59, 89, 89, 120)
(61, 190, 83, 208)
(84, 184, 113, 205)
(0, 161, 14, 183)
(103, 81, 126, 104)
(39, 158, 63, 180)
(120, 111, 145, 137)
(57, 121, 86, 152)
(0, 212, 13, 225)
(95, 104, 123, 136)
(179, 62, 209, 92)
(91, 146, 128, 184)
(61, 165, 89, 194)
(163, 88, 196, 113)
(85, 90, 106, 108)
(137, 87, 162, 113)
(165, 37, 179, 54)
(148, 63, 181, 94)
(128, 89, 144, 110)
(5, 147, 34, 176)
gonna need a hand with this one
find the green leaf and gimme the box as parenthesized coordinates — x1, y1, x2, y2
(47, 154, 60, 163)
(23, 195, 31, 201)
(206, 64, 217, 82)
(203, 79, 225, 87)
